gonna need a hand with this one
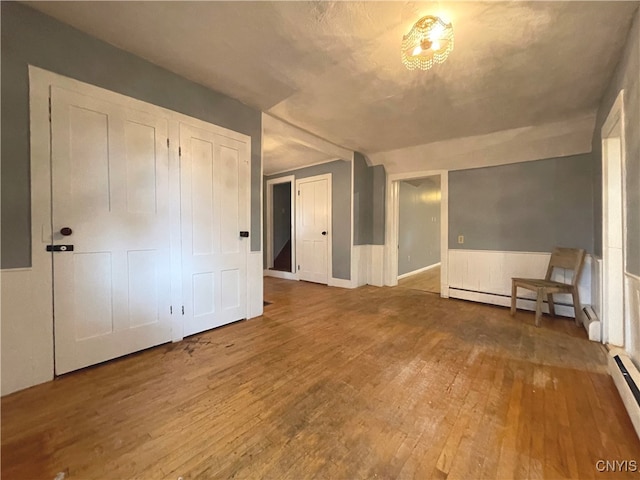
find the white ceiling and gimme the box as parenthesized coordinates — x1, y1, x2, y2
(27, 1, 638, 172)
(262, 114, 352, 175)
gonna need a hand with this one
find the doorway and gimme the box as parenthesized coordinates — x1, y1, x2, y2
(266, 176, 296, 279)
(396, 176, 442, 294)
(384, 170, 448, 296)
(272, 183, 292, 272)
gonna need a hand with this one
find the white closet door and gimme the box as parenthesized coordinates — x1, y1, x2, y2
(296, 175, 330, 284)
(180, 122, 250, 336)
(51, 86, 172, 374)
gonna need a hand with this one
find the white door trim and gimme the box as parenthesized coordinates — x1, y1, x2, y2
(384, 170, 449, 297)
(601, 89, 627, 347)
(25, 67, 57, 382)
(265, 175, 296, 274)
(295, 173, 333, 283)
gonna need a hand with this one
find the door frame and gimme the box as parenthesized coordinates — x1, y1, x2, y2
(384, 170, 449, 296)
(29, 66, 254, 369)
(295, 173, 333, 284)
(265, 175, 296, 280)
(601, 89, 627, 347)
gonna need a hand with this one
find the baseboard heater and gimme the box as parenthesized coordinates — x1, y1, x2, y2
(608, 353, 640, 440)
(582, 306, 602, 342)
(583, 306, 597, 322)
(449, 287, 605, 340)
(613, 355, 640, 405)
(448, 287, 575, 316)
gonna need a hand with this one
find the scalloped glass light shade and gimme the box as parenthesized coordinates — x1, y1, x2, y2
(402, 15, 454, 70)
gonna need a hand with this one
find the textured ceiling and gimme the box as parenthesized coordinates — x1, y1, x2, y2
(27, 1, 638, 170)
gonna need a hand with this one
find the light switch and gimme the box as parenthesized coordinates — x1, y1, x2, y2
(458, 235, 464, 244)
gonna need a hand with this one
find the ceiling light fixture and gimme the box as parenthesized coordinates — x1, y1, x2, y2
(402, 15, 454, 70)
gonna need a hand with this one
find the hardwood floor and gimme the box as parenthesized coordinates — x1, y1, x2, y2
(2, 278, 639, 479)
(398, 266, 441, 294)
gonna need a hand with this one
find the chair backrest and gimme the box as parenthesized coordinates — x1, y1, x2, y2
(545, 247, 586, 285)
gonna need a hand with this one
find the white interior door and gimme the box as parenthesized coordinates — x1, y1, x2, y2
(51, 86, 172, 374)
(296, 175, 331, 284)
(180, 123, 250, 336)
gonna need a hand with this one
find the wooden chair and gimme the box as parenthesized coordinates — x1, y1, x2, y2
(510, 247, 586, 327)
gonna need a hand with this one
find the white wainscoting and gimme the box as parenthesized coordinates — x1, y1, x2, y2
(448, 250, 592, 319)
(302, 244, 385, 290)
(1, 268, 55, 396)
(369, 245, 385, 287)
(591, 257, 603, 321)
(626, 273, 640, 366)
(352, 245, 369, 288)
(248, 252, 264, 319)
(349, 244, 385, 288)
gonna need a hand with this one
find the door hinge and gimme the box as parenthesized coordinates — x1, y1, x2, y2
(298, 265, 301, 271)
(182, 306, 185, 315)
(170, 306, 173, 314)
(179, 146, 182, 156)
(48, 97, 52, 121)
(167, 138, 170, 148)
(298, 190, 300, 196)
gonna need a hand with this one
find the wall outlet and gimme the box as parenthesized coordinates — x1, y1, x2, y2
(458, 235, 464, 244)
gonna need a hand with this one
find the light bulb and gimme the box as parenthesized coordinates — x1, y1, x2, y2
(429, 24, 445, 40)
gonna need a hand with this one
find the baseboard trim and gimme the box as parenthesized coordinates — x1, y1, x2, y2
(263, 269, 298, 281)
(328, 277, 356, 289)
(398, 262, 441, 280)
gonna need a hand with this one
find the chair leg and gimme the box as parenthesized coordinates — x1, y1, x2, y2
(510, 281, 517, 316)
(535, 288, 544, 327)
(547, 293, 555, 317)
(571, 287, 583, 326)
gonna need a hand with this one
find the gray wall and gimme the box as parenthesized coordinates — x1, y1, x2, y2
(1, 2, 262, 268)
(272, 182, 291, 260)
(592, 6, 640, 276)
(353, 152, 373, 245)
(449, 154, 594, 253)
(265, 160, 352, 280)
(398, 178, 441, 275)
(352, 152, 386, 246)
(372, 165, 386, 245)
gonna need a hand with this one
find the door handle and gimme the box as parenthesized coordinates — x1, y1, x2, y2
(47, 244, 74, 252)
(240, 231, 249, 238)
(60, 227, 73, 236)
(321, 231, 327, 236)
